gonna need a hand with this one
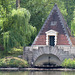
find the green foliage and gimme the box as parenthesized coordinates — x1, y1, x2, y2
(0, 57, 28, 68)
(61, 58, 75, 68)
(0, 47, 23, 58)
(2, 8, 37, 51)
(20, 0, 68, 32)
(0, 0, 75, 53)
(21, 0, 53, 32)
(0, 0, 16, 14)
(62, 0, 75, 28)
(0, 0, 37, 52)
(71, 10, 75, 36)
(0, 0, 12, 49)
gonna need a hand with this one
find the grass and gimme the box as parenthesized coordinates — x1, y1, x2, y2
(0, 47, 23, 58)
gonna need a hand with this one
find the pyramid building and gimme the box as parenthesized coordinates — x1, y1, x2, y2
(23, 4, 75, 66)
(32, 4, 75, 46)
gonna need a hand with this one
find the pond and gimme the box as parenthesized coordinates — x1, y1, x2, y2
(0, 71, 75, 75)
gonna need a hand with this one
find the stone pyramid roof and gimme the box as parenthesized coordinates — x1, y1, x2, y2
(32, 4, 75, 46)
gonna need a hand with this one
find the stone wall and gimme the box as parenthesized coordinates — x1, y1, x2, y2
(57, 45, 75, 54)
(23, 45, 74, 66)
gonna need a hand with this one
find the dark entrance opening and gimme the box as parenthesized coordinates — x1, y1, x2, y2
(49, 36, 55, 46)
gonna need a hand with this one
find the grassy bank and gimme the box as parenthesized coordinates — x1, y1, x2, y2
(0, 47, 23, 58)
(0, 47, 29, 68)
(0, 57, 28, 68)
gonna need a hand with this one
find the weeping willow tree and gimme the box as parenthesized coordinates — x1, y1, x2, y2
(3, 8, 36, 52)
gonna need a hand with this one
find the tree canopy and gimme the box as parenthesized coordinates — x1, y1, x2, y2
(0, 0, 75, 51)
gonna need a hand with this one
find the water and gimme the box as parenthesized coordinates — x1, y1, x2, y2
(0, 71, 75, 75)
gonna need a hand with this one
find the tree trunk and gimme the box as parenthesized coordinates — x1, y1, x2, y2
(16, 0, 20, 9)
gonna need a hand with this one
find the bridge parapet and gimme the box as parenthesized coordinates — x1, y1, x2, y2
(57, 45, 75, 54)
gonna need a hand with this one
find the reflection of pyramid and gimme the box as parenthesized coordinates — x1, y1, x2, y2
(32, 4, 75, 46)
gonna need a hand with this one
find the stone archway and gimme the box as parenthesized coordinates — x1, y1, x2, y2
(33, 46, 71, 66)
(23, 46, 73, 66)
(34, 54, 61, 66)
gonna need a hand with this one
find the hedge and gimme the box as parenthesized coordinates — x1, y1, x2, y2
(0, 57, 28, 68)
(61, 58, 75, 68)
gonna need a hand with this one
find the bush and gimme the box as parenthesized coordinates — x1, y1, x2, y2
(0, 57, 28, 68)
(61, 58, 75, 68)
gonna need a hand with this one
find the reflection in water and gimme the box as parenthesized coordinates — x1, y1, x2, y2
(0, 71, 75, 75)
(62, 72, 75, 75)
(0, 71, 28, 75)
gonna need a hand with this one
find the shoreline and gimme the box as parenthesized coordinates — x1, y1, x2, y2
(0, 68, 75, 71)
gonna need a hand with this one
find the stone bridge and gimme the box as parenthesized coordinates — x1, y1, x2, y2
(23, 46, 73, 66)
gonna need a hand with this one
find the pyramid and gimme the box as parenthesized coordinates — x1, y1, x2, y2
(32, 4, 75, 46)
